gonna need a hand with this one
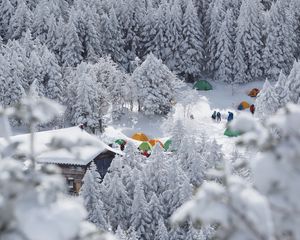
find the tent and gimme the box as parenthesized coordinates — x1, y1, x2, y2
(224, 128, 241, 137)
(138, 142, 152, 151)
(163, 139, 172, 151)
(149, 139, 164, 147)
(237, 101, 250, 110)
(248, 88, 260, 97)
(131, 132, 149, 141)
(115, 139, 126, 145)
(193, 80, 213, 91)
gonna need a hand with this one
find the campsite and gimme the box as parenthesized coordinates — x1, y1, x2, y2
(1, 0, 300, 240)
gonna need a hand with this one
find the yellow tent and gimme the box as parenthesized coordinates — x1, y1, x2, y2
(131, 132, 149, 141)
(238, 101, 250, 110)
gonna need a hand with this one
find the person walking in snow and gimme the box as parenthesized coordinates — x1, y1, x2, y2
(216, 112, 221, 122)
(212, 111, 217, 121)
(227, 112, 234, 122)
(250, 104, 255, 115)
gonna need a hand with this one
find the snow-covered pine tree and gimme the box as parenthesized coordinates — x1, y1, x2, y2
(164, 0, 183, 74)
(0, 54, 23, 107)
(7, 0, 33, 40)
(0, 0, 14, 40)
(274, 71, 289, 107)
(233, 0, 265, 83)
(115, 225, 127, 240)
(80, 163, 107, 228)
(148, 192, 164, 237)
(214, 8, 235, 83)
(179, 0, 204, 82)
(144, 1, 169, 61)
(40, 46, 63, 103)
(31, 0, 52, 43)
(61, 19, 83, 67)
(99, 8, 126, 69)
(67, 63, 102, 131)
(131, 53, 179, 115)
(264, 0, 296, 80)
(286, 60, 300, 104)
(207, 0, 225, 75)
(131, 175, 151, 240)
(255, 79, 280, 120)
(82, 6, 101, 62)
(154, 218, 169, 240)
(169, 119, 186, 152)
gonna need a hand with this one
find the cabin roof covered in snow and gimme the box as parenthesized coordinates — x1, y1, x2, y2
(2, 126, 123, 166)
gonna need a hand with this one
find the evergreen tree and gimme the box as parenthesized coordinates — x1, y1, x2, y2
(234, 0, 265, 83)
(214, 8, 235, 83)
(61, 20, 83, 67)
(286, 60, 300, 104)
(31, 0, 52, 43)
(179, 0, 204, 82)
(67, 62, 102, 131)
(148, 192, 164, 236)
(131, 176, 151, 240)
(164, 0, 183, 74)
(99, 8, 126, 69)
(255, 79, 280, 120)
(207, 0, 226, 74)
(264, 0, 296, 80)
(0, 0, 14, 39)
(7, 0, 33, 40)
(131, 53, 179, 115)
(154, 218, 169, 240)
(274, 71, 289, 107)
(41, 46, 63, 102)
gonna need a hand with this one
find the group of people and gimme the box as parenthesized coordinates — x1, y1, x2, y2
(212, 111, 234, 123)
(211, 111, 222, 122)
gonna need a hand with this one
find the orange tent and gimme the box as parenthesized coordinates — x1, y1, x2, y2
(131, 132, 149, 141)
(248, 88, 260, 97)
(238, 101, 250, 110)
(148, 139, 164, 147)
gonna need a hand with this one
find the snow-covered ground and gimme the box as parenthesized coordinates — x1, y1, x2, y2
(105, 81, 263, 155)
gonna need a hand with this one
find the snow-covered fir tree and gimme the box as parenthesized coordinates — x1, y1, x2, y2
(7, 0, 33, 40)
(286, 60, 300, 104)
(179, 0, 204, 82)
(234, 0, 265, 83)
(131, 53, 179, 115)
(264, 0, 296, 80)
(274, 71, 289, 107)
(214, 8, 235, 83)
(255, 79, 280, 120)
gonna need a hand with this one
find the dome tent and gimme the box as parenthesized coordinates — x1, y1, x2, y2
(193, 80, 213, 91)
(131, 132, 149, 141)
(248, 88, 260, 97)
(224, 128, 241, 137)
(138, 142, 152, 151)
(237, 101, 250, 110)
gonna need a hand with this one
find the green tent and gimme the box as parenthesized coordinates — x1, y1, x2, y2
(115, 139, 126, 145)
(163, 139, 172, 151)
(193, 80, 213, 91)
(138, 142, 152, 151)
(224, 128, 241, 137)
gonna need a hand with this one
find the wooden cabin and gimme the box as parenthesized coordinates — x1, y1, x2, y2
(5, 126, 123, 194)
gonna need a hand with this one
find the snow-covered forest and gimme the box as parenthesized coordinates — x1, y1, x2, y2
(0, 0, 300, 129)
(1, 0, 300, 240)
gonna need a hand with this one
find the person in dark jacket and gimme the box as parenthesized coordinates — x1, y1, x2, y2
(212, 111, 217, 121)
(216, 112, 221, 122)
(250, 104, 255, 114)
(227, 112, 234, 122)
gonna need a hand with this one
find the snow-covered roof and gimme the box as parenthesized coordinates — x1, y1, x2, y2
(3, 126, 123, 166)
